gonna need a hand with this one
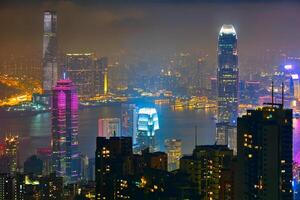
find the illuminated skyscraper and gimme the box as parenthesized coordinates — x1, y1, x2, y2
(216, 24, 238, 148)
(51, 79, 80, 183)
(217, 24, 238, 124)
(5, 135, 19, 174)
(43, 11, 58, 93)
(95, 57, 108, 95)
(137, 108, 159, 152)
(65, 53, 96, 99)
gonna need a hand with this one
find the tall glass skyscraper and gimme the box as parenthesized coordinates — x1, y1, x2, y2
(43, 11, 58, 93)
(216, 25, 238, 150)
(136, 108, 159, 152)
(51, 79, 80, 183)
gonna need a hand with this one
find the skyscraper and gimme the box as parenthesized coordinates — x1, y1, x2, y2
(136, 108, 159, 152)
(43, 11, 58, 93)
(121, 104, 138, 143)
(216, 24, 239, 148)
(95, 137, 133, 200)
(164, 139, 182, 171)
(64, 53, 96, 99)
(95, 57, 108, 96)
(5, 135, 19, 173)
(236, 104, 293, 199)
(180, 145, 234, 199)
(51, 79, 80, 183)
(98, 118, 121, 138)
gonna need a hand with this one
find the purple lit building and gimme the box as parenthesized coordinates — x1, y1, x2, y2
(51, 79, 80, 183)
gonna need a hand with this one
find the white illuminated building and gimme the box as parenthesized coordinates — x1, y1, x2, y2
(136, 108, 159, 152)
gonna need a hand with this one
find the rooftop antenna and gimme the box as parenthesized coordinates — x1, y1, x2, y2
(195, 125, 198, 147)
(281, 82, 284, 109)
(271, 81, 274, 107)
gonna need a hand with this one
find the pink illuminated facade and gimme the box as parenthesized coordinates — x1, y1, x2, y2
(51, 79, 80, 183)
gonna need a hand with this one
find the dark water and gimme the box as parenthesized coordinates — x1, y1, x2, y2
(1, 105, 299, 165)
(0, 106, 216, 164)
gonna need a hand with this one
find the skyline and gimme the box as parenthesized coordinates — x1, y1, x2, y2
(1, 1, 300, 69)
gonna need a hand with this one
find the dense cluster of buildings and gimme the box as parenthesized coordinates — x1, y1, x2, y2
(0, 9, 298, 200)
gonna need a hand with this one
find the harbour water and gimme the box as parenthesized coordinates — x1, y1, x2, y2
(0, 105, 299, 165)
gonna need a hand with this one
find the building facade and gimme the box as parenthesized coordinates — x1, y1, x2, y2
(51, 79, 80, 183)
(180, 145, 234, 200)
(164, 139, 182, 171)
(236, 105, 293, 199)
(216, 24, 239, 153)
(137, 108, 159, 152)
(98, 118, 121, 138)
(43, 11, 58, 93)
(64, 53, 96, 99)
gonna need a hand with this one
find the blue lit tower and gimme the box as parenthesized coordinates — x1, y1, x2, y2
(137, 108, 159, 152)
(51, 79, 80, 183)
(216, 25, 239, 147)
(43, 11, 58, 93)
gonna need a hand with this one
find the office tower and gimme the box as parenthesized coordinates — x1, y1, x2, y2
(51, 79, 80, 183)
(121, 104, 138, 143)
(24, 155, 43, 176)
(137, 108, 159, 152)
(95, 137, 133, 200)
(236, 104, 293, 199)
(180, 145, 234, 199)
(98, 118, 121, 138)
(0, 173, 24, 200)
(43, 11, 58, 93)
(95, 57, 108, 95)
(164, 139, 182, 171)
(5, 135, 19, 173)
(216, 24, 238, 151)
(65, 53, 96, 99)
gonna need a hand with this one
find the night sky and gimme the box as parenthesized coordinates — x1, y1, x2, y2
(1, 0, 300, 68)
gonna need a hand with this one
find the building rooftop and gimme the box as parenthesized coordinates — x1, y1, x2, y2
(219, 24, 236, 36)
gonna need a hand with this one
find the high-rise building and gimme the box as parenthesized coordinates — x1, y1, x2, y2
(5, 135, 19, 173)
(121, 104, 138, 143)
(217, 24, 238, 125)
(0, 173, 24, 200)
(51, 79, 80, 183)
(180, 145, 234, 199)
(43, 11, 58, 93)
(216, 24, 239, 151)
(64, 53, 96, 99)
(98, 118, 121, 138)
(95, 57, 108, 95)
(95, 137, 133, 200)
(137, 108, 159, 152)
(236, 104, 293, 199)
(164, 139, 182, 171)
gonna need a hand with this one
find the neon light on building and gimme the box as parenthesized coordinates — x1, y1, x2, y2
(136, 108, 159, 152)
(51, 79, 80, 183)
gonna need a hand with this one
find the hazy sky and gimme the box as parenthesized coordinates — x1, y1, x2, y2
(1, 0, 300, 66)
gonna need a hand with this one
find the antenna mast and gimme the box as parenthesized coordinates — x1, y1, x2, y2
(271, 81, 274, 107)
